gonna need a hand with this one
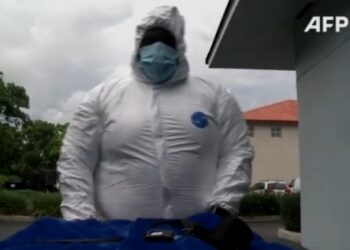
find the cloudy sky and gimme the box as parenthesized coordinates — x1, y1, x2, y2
(0, 0, 296, 124)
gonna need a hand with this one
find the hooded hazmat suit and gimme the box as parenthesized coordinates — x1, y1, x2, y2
(57, 6, 254, 221)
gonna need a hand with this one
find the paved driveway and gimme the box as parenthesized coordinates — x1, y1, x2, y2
(0, 220, 30, 240)
(249, 221, 307, 250)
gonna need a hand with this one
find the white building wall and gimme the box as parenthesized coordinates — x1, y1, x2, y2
(297, 35, 350, 250)
(249, 123, 299, 184)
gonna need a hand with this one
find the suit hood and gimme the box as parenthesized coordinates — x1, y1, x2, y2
(131, 6, 189, 85)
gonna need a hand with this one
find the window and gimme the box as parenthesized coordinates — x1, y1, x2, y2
(271, 126, 282, 137)
(248, 126, 254, 137)
(252, 182, 264, 190)
(267, 182, 287, 190)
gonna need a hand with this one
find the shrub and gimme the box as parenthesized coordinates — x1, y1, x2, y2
(0, 175, 7, 188)
(0, 190, 28, 215)
(16, 190, 41, 200)
(239, 193, 281, 216)
(279, 192, 301, 232)
(0, 190, 62, 217)
(31, 192, 61, 217)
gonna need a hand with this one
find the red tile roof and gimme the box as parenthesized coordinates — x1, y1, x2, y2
(244, 100, 298, 122)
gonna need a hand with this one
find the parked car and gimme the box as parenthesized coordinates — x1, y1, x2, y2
(289, 177, 301, 193)
(3, 179, 28, 190)
(3, 170, 58, 192)
(251, 180, 291, 194)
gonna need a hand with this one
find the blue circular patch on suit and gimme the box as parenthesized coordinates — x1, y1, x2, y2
(191, 112, 209, 128)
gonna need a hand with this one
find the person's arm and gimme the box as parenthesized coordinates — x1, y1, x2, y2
(208, 86, 254, 216)
(57, 85, 103, 220)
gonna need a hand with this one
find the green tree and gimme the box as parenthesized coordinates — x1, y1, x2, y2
(0, 74, 29, 127)
(0, 123, 22, 174)
(0, 73, 30, 174)
(0, 72, 69, 178)
(19, 120, 68, 175)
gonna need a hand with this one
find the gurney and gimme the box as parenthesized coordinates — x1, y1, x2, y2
(0, 218, 292, 250)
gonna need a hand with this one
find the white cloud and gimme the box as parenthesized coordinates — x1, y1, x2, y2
(0, 0, 296, 123)
(41, 90, 86, 123)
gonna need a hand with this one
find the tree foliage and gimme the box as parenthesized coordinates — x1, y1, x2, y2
(0, 124, 22, 174)
(0, 74, 30, 174)
(0, 76, 29, 127)
(0, 72, 68, 177)
(19, 120, 68, 174)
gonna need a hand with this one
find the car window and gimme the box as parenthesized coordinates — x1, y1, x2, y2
(268, 182, 286, 190)
(252, 183, 265, 190)
(276, 183, 287, 189)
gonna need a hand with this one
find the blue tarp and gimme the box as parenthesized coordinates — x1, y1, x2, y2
(0, 218, 292, 250)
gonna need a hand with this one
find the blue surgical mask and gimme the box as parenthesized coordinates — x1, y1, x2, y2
(139, 42, 178, 84)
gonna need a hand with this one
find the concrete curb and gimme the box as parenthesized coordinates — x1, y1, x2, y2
(240, 215, 281, 223)
(277, 227, 301, 244)
(0, 215, 36, 222)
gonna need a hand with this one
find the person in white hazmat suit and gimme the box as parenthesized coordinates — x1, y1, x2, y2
(57, 6, 254, 222)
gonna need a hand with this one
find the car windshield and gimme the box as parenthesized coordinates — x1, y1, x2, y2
(252, 183, 264, 190)
(268, 183, 286, 190)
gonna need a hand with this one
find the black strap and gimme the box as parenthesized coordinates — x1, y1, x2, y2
(152, 219, 221, 247)
(151, 216, 252, 250)
(209, 206, 232, 219)
(215, 217, 253, 250)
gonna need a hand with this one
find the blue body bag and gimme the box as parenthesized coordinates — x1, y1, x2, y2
(0, 218, 292, 250)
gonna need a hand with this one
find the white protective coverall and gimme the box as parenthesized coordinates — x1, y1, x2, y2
(57, 6, 254, 221)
